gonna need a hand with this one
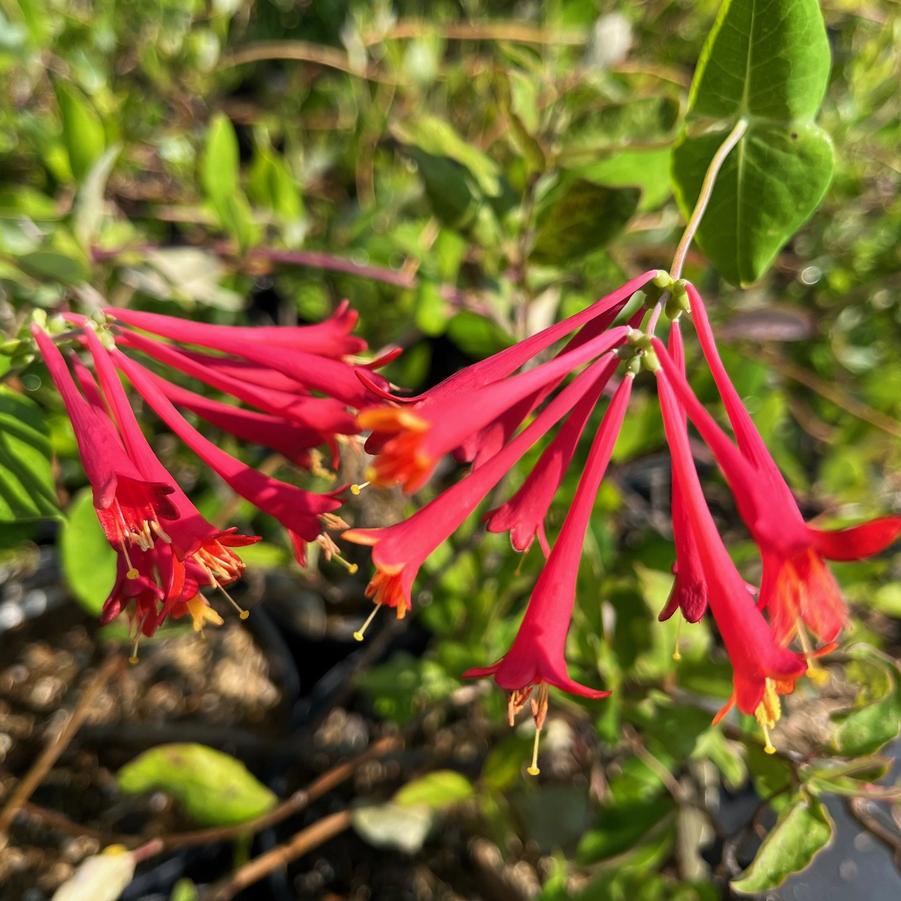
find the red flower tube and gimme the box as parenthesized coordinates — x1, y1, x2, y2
(463, 376, 634, 775)
(359, 325, 631, 493)
(344, 357, 618, 626)
(657, 367, 806, 750)
(113, 350, 341, 564)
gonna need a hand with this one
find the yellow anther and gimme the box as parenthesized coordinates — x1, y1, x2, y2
(126, 568, 140, 580)
(762, 724, 776, 755)
(755, 678, 781, 755)
(351, 481, 370, 496)
(353, 603, 382, 642)
(151, 520, 172, 544)
(672, 617, 683, 662)
(186, 595, 224, 633)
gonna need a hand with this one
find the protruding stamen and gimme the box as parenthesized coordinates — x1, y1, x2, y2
(186, 595, 225, 633)
(527, 726, 542, 777)
(353, 603, 382, 642)
(761, 723, 776, 755)
(672, 617, 683, 662)
(351, 481, 370, 496)
(796, 621, 829, 685)
(129, 632, 141, 665)
(207, 573, 249, 621)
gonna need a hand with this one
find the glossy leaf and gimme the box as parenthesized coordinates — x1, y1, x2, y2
(672, 121, 833, 286)
(117, 743, 277, 827)
(688, 0, 830, 120)
(60, 486, 117, 615)
(672, 0, 834, 285)
(731, 794, 833, 894)
(54, 81, 106, 183)
(0, 387, 59, 522)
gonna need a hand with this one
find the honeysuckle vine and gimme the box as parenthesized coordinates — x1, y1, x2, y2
(25, 94, 900, 781)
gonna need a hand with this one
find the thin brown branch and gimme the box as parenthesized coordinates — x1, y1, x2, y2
(367, 20, 586, 46)
(205, 809, 353, 900)
(0, 653, 123, 837)
(221, 41, 397, 84)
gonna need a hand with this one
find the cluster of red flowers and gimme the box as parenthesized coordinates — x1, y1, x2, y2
(35, 273, 899, 773)
(33, 302, 386, 659)
(347, 272, 901, 773)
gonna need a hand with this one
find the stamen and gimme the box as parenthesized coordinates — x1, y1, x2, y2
(761, 723, 776, 755)
(129, 625, 143, 665)
(353, 603, 382, 642)
(151, 519, 172, 544)
(527, 726, 542, 777)
(672, 617, 683, 662)
(320, 512, 350, 531)
(351, 481, 370, 496)
(207, 572, 250, 620)
(796, 621, 829, 686)
(121, 541, 140, 580)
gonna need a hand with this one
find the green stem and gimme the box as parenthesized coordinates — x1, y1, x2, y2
(670, 118, 749, 281)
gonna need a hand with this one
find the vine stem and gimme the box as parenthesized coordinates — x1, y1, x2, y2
(647, 117, 749, 335)
(670, 118, 749, 281)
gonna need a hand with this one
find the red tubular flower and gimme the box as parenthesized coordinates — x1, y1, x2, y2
(653, 289, 901, 653)
(114, 328, 356, 437)
(106, 304, 380, 408)
(105, 299, 365, 357)
(484, 355, 619, 555)
(77, 330, 259, 638)
(359, 325, 631, 493)
(129, 366, 321, 470)
(657, 368, 806, 749)
(657, 320, 708, 625)
(463, 377, 634, 775)
(32, 325, 177, 569)
(344, 358, 619, 626)
(113, 350, 341, 564)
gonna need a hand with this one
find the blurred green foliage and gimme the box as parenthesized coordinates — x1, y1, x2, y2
(1, 0, 899, 896)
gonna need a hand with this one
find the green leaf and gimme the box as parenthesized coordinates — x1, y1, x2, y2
(578, 794, 675, 863)
(54, 81, 106, 183)
(688, 0, 830, 120)
(117, 744, 277, 827)
(0, 387, 59, 522)
(170, 879, 199, 901)
(447, 311, 512, 359)
(248, 148, 303, 221)
(531, 176, 640, 264)
(672, 122, 833, 286)
(73, 145, 121, 251)
(352, 801, 433, 854)
(15, 249, 89, 285)
(60, 487, 117, 615)
(576, 147, 673, 211)
(393, 115, 502, 197)
(394, 770, 473, 811)
(731, 794, 833, 894)
(671, 0, 834, 285)
(201, 113, 240, 204)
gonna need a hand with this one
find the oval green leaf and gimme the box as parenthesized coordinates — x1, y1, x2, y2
(60, 486, 117, 615)
(731, 794, 833, 894)
(117, 743, 277, 827)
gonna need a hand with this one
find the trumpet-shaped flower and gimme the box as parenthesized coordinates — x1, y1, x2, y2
(114, 351, 340, 564)
(656, 368, 806, 748)
(359, 325, 631, 493)
(653, 289, 901, 652)
(344, 358, 619, 625)
(463, 376, 634, 774)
